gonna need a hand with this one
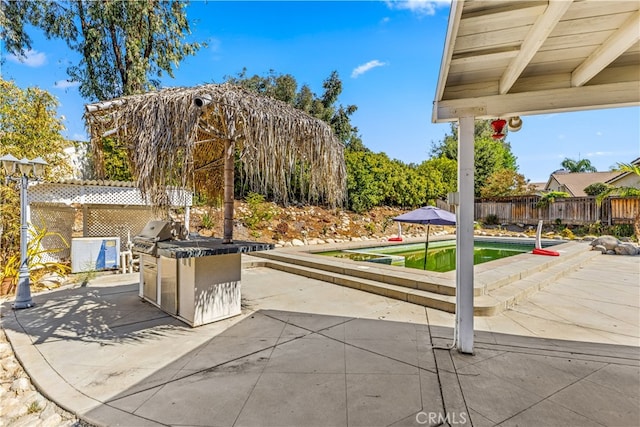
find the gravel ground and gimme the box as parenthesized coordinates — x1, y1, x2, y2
(0, 319, 89, 427)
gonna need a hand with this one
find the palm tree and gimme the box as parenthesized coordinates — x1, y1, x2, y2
(597, 163, 640, 241)
(561, 157, 597, 173)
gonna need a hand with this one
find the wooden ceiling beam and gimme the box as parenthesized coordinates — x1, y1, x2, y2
(499, 0, 574, 95)
(451, 47, 519, 66)
(571, 10, 640, 87)
(458, 3, 546, 36)
(433, 80, 640, 122)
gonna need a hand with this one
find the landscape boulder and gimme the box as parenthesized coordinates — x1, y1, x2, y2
(590, 235, 639, 255)
(614, 243, 640, 256)
(593, 245, 607, 254)
(589, 235, 621, 251)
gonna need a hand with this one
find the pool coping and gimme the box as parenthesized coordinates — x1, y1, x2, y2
(245, 235, 601, 315)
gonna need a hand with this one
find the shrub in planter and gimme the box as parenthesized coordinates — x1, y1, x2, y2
(0, 225, 70, 295)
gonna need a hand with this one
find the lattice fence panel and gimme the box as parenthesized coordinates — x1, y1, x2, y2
(85, 206, 158, 251)
(30, 204, 76, 263)
(29, 182, 193, 206)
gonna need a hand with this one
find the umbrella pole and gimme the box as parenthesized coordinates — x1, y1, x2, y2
(423, 224, 430, 270)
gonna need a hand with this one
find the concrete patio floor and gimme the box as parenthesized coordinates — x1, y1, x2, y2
(1, 251, 639, 426)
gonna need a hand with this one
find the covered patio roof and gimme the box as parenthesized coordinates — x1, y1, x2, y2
(433, 0, 640, 122)
(431, 0, 639, 354)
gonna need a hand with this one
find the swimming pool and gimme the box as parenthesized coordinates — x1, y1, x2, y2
(318, 239, 557, 272)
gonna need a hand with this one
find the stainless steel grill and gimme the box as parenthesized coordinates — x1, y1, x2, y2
(132, 220, 184, 256)
(132, 219, 273, 327)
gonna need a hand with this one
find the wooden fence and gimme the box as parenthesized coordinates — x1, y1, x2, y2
(474, 196, 639, 225)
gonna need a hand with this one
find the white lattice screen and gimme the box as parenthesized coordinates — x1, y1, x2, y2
(27, 181, 192, 264)
(29, 181, 192, 207)
(30, 204, 75, 263)
(85, 206, 158, 251)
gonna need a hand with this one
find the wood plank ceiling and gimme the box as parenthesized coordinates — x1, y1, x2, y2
(433, 0, 640, 122)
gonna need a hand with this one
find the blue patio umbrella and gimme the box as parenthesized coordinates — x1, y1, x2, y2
(393, 206, 457, 270)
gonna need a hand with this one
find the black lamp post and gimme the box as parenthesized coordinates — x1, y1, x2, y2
(0, 154, 47, 309)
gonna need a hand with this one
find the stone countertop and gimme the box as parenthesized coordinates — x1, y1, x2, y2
(156, 237, 274, 259)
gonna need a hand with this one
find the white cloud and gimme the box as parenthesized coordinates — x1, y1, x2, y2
(385, 0, 451, 16)
(586, 151, 606, 157)
(7, 49, 47, 67)
(351, 60, 388, 78)
(208, 37, 221, 52)
(72, 133, 88, 141)
(54, 80, 80, 89)
(596, 131, 603, 136)
(205, 37, 222, 61)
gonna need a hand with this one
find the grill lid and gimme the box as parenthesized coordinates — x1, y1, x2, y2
(136, 220, 176, 242)
(132, 220, 187, 256)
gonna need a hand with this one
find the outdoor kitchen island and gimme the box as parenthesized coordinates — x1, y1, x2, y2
(137, 235, 273, 327)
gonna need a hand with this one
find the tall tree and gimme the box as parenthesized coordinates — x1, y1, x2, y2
(2, 0, 203, 101)
(0, 80, 71, 178)
(224, 69, 360, 146)
(479, 169, 536, 197)
(0, 79, 72, 263)
(431, 120, 518, 196)
(561, 157, 597, 173)
(416, 157, 458, 203)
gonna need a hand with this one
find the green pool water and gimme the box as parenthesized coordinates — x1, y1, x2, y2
(318, 240, 543, 273)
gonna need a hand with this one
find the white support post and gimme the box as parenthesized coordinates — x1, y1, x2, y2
(185, 205, 191, 239)
(456, 115, 475, 354)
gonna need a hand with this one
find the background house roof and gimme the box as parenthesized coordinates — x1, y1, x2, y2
(530, 182, 547, 192)
(605, 157, 640, 185)
(546, 171, 622, 197)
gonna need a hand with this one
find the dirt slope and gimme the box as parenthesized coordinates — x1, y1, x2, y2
(188, 202, 454, 244)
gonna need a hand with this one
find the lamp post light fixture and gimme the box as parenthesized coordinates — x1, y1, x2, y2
(0, 154, 48, 309)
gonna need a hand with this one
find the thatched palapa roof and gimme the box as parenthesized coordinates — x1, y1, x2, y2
(84, 83, 346, 209)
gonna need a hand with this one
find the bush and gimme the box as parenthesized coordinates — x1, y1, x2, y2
(584, 182, 609, 197)
(273, 221, 289, 240)
(561, 227, 575, 239)
(536, 191, 570, 208)
(243, 192, 276, 228)
(365, 221, 376, 235)
(1, 224, 70, 295)
(603, 224, 635, 239)
(484, 214, 500, 225)
(201, 212, 214, 229)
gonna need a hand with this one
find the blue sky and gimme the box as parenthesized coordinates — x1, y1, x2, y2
(1, 0, 638, 183)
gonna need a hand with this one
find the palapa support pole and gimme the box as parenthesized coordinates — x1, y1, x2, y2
(223, 138, 234, 244)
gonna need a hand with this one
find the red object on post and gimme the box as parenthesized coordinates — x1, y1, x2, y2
(491, 119, 507, 140)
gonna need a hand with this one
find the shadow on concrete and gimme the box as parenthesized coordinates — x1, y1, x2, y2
(3, 280, 639, 427)
(1, 283, 189, 346)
